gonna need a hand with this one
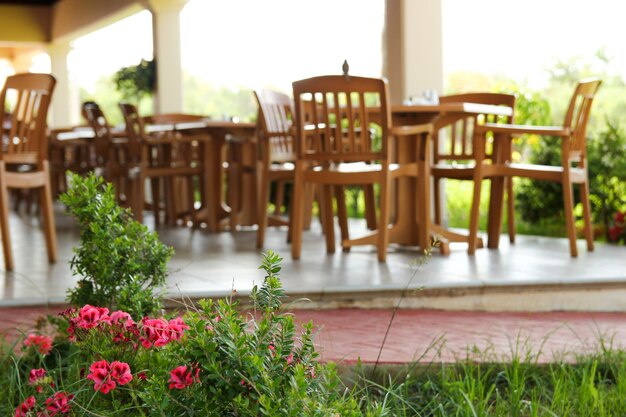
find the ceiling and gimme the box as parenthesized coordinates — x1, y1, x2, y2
(0, 0, 59, 5)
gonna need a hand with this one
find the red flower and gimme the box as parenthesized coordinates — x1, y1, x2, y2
(28, 368, 47, 393)
(23, 334, 53, 355)
(45, 392, 74, 416)
(140, 317, 168, 348)
(137, 371, 148, 381)
(28, 368, 47, 385)
(609, 225, 623, 242)
(615, 211, 625, 224)
(14, 396, 35, 417)
(166, 317, 189, 342)
(76, 305, 110, 329)
(110, 361, 133, 386)
(86, 360, 116, 394)
(286, 353, 294, 365)
(168, 365, 194, 389)
(110, 311, 135, 328)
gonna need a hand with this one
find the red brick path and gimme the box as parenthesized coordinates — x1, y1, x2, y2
(3, 306, 626, 364)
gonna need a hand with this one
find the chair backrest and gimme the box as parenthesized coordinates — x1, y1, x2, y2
(254, 89, 295, 163)
(292, 75, 391, 163)
(562, 79, 602, 158)
(435, 92, 516, 163)
(82, 101, 112, 165)
(0, 73, 56, 163)
(118, 102, 146, 158)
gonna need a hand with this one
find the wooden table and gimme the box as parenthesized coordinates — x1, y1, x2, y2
(49, 120, 258, 232)
(155, 120, 257, 232)
(388, 102, 513, 254)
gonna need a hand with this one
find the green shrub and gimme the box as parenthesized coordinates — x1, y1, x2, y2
(3, 252, 362, 416)
(59, 173, 173, 318)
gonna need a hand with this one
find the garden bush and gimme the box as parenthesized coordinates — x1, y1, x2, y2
(60, 173, 173, 318)
(3, 251, 365, 416)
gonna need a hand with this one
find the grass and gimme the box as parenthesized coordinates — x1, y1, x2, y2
(343, 338, 626, 416)
(440, 180, 569, 238)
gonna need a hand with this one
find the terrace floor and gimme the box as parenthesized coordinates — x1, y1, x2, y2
(3, 203, 626, 363)
(2, 203, 626, 310)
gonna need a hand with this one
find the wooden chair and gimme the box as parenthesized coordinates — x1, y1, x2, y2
(119, 103, 204, 224)
(82, 102, 140, 209)
(253, 89, 296, 248)
(0, 73, 57, 270)
(290, 75, 431, 262)
(472, 79, 602, 257)
(432, 93, 516, 244)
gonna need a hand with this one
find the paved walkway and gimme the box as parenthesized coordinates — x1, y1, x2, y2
(3, 305, 626, 364)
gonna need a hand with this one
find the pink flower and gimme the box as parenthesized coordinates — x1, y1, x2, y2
(165, 317, 189, 344)
(110, 311, 135, 328)
(140, 317, 168, 348)
(23, 334, 53, 355)
(140, 317, 189, 347)
(28, 368, 47, 393)
(168, 365, 194, 390)
(137, 371, 148, 381)
(45, 391, 73, 416)
(14, 396, 35, 417)
(286, 353, 294, 365)
(76, 305, 110, 329)
(110, 361, 133, 386)
(86, 360, 116, 394)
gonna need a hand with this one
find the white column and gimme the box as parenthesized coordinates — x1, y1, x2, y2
(48, 41, 79, 128)
(383, 0, 443, 104)
(148, 0, 188, 114)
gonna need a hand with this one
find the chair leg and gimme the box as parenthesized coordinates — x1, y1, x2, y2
(256, 163, 270, 249)
(132, 174, 145, 223)
(274, 180, 286, 216)
(579, 180, 594, 252)
(0, 163, 13, 270)
(377, 176, 391, 262)
(290, 166, 305, 260)
(506, 176, 516, 244)
(227, 162, 240, 231)
(467, 174, 483, 255)
(321, 185, 335, 254)
(363, 184, 377, 230)
(303, 183, 315, 231)
(335, 186, 349, 252)
(562, 178, 578, 257)
(41, 162, 58, 263)
(433, 177, 442, 226)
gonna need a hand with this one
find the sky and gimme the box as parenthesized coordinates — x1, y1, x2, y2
(442, 0, 626, 87)
(65, 0, 626, 94)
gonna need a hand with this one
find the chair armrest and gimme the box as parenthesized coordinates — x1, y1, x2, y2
(476, 123, 570, 137)
(391, 123, 433, 136)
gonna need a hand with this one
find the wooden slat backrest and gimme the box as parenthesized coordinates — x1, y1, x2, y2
(435, 92, 515, 163)
(82, 102, 113, 166)
(254, 89, 295, 163)
(562, 79, 601, 159)
(118, 102, 146, 160)
(292, 76, 391, 163)
(0, 73, 55, 163)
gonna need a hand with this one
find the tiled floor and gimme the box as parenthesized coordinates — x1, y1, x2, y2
(1, 203, 625, 306)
